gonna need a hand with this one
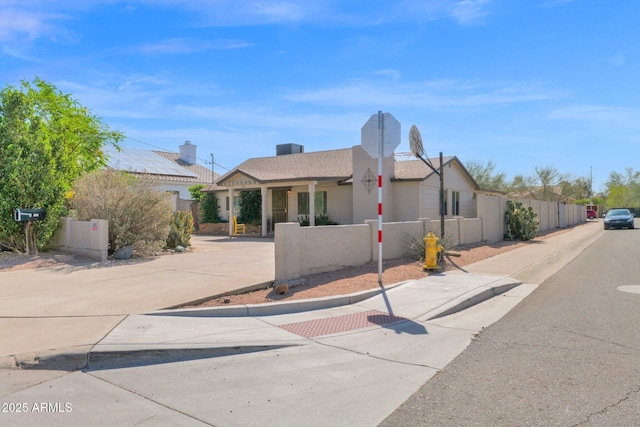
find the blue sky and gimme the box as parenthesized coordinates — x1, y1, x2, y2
(1, 0, 638, 192)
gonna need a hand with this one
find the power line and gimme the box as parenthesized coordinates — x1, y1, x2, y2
(123, 136, 230, 172)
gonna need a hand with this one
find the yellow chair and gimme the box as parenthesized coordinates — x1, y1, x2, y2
(233, 216, 246, 235)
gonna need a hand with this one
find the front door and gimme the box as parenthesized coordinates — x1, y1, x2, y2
(271, 189, 289, 232)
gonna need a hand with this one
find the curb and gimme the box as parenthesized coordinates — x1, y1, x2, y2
(148, 280, 411, 318)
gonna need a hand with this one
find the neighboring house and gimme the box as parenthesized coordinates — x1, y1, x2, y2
(105, 141, 216, 212)
(203, 143, 479, 236)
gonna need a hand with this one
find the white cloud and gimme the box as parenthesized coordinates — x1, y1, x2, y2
(549, 105, 640, 129)
(0, 8, 63, 42)
(451, 0, 493, 25)
(284, 79, 558, 110)
(115, 38, 252, 55)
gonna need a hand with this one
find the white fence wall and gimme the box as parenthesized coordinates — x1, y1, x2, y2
(275, 197, 587, 281)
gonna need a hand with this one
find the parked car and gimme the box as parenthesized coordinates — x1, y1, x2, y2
(603, 208, 635, 230)
(586, 209, 597, 219)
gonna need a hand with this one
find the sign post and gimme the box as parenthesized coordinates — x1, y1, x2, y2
(361, 111, 401, 284)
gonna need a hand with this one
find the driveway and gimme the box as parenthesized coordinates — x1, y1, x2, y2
(0, 235, 274, 361)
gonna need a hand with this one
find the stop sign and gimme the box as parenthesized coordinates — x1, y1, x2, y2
(361, 112, 401, 158)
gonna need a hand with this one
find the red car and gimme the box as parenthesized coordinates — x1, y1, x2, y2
(586, 209, 597, 219)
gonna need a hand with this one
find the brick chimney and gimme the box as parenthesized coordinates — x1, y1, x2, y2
(179, 140, 197, 165)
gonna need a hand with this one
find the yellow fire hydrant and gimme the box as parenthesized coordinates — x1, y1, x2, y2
(423, 232, 442, 270)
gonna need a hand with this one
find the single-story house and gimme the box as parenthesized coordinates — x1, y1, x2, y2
(105, 141, 216, 212)
(203, 143, 480, 236)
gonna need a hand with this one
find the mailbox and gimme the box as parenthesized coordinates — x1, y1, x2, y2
(14, 208, 46, 222)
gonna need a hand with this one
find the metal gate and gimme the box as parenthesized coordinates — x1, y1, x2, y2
(271, 189, 288, 232)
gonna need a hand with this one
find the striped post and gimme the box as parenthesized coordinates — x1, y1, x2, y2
(377, 111, 384, 285)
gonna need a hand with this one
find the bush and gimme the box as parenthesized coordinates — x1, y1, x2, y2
(70, 169, 173, 256)
(239, 190, 261, 224)
(166, 211, 194, 248)
(504, 199, 539, 241)
(200, 193, 221, 223)
(298, 213, 338, 226)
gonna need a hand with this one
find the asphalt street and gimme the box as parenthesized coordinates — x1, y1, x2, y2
(381, 224, 640, 426)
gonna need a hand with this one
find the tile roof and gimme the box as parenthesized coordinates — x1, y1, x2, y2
(153, 151, 217, 184)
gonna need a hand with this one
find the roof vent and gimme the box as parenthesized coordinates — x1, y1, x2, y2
(276, 143, 304, 156)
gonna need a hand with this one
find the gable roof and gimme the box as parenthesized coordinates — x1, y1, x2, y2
(216, 148, 353, 185)
(206, 148, 479, 191)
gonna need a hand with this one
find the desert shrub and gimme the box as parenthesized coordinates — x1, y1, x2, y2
(70, 169, 173, 256)
(404, 231, 455, 263)
(297, 213, 338, 226)
(200, 193, 221, 223)
(504, 199, 539, 241)
(166, 211, 194, 249)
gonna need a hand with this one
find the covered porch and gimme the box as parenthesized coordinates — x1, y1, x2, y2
(221, 179, 322, 237)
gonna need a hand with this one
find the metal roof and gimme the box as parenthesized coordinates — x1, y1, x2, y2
(104, 146, 198, 178)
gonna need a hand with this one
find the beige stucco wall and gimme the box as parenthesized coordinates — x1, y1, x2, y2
(476, 194, 505, 242)
(366, 219, 425, 261)
(54, 217, 108, 261)
(352, 145, 395, 224)
(275, 222, 372, 280)
(390, 181, 421, 222)
(275, 196, 587, 281)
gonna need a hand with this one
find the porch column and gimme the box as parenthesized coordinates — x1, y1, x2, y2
(228, 188, 235, 236)
(308, 181, 316, 226)
(261, 186, 268, 236)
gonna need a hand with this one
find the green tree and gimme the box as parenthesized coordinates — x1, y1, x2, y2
(466, 159, 508, 191)
(509, 166, 570, 202)
(603, 168, 640, 208)
(0, 78, 123, 254)
(188, 184, 205, 202)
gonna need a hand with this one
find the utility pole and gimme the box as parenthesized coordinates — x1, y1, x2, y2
(211, 153, 216, 185)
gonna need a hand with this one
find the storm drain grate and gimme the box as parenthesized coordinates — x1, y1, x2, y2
(279, 310, 407, 339)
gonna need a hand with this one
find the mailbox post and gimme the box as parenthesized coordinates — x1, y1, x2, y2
(14, 208, 46, 222)
(14, 208, 46, 255)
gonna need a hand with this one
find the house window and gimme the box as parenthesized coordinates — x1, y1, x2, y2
(441, 191, 447, 216)
(453, 191, 460, 216)
(297, 191, 327, 216)
(297, 192, 309, 215)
